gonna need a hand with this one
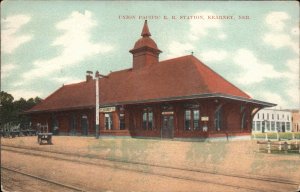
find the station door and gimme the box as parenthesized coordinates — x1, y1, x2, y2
(162, 115, 174, 139)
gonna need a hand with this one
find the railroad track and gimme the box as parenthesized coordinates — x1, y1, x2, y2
(1, 166, 85, 192)
(2, 144, 299, 192)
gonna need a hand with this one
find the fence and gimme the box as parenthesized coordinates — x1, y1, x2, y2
(254, 132, 300, 154)
(257, 140, 300, 154)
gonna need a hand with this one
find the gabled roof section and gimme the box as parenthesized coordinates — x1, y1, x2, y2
(99, 55, 251, 105)
(27, 80, 95, 113)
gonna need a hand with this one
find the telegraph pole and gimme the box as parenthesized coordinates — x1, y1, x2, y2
(95, 71, 100, 139)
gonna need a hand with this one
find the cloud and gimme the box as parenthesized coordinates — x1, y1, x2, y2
(263, 12, 298, 54)
(258, 91, 288, 108)
(218, 33, 227, 40)
(284, 58, 299, 106)
(200, 50, 228, 62)
(165, 41, 194, 59)
(263, 33, 298, 54)
(233, 49, 281, 84)
(52, 76, 82, 84)
(23, 10, 113, 82)
(1, 14, 32, 54)
(165, 11, 227, 59)
(1, 63, 17, 79)
(265, 12, 290, 31)
(189, 11, 223, 41)
(291, 26, 299, 36)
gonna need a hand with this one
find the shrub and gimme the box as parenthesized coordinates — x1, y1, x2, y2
(279, 132, 293, 140)
(293, 132, 300, 139)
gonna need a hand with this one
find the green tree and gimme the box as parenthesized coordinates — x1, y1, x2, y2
(0, 91, 15, 126)
(0, 91, 42, 128)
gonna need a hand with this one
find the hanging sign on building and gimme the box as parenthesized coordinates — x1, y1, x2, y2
(100, 106, 116, 113)
(201, 116, 209, 121)
(162, 111, 174, 115)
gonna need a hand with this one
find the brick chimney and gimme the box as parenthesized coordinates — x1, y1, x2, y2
(86, 71, 93, 82)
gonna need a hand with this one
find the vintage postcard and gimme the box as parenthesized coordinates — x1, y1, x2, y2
(1, 1, 299, 192)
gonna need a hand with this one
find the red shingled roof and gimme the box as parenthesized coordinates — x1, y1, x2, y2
(28, 80, 95, 112)
(27, 55, 251, 113)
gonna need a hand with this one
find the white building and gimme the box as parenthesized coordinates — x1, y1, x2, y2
(252, 108, 292, 133)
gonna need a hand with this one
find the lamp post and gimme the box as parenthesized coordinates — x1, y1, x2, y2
(95, 71, 100, 139)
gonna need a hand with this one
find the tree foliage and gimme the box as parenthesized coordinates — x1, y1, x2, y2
(0, 91, 42, 128)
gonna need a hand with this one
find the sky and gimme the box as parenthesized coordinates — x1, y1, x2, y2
(1, 1, 299, 109)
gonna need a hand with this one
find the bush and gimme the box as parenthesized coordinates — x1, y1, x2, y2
(253, 133, 266, 139)
(293, 132, 300, 139)
(278, 132, 293, 140)
(267, 133, 278, 139)
(252, 132, 300, 140)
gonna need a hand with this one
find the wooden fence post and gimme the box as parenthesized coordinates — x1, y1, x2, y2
(267, 141, 271, 154)
(278, 141, 281, 151)
(284, 142, 288, 154)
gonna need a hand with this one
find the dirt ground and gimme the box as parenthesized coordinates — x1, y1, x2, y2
(1, 136, 300, 191)
(1, 169, 76, 192)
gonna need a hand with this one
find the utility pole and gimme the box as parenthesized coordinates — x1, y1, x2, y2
(95, 71, 100, 139)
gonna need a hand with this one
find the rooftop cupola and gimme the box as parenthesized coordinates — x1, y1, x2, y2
(130, 20, 162, 70)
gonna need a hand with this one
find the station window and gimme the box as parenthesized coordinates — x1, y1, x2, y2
(262, 113, 265, 119)
(69, 114, 76, 135)
(257, 113, 260, 119)
(277, 114, 279, 120)
(184, 109, 200, 131)
(272, 114, 274, 120)
(214, 107, 222, 131)
(105, 113, 113, 130)
(241, 110, 247, 130)
(142, 108, 153, 130)
(52, 115, 59, 134)
(267, 113, 269, 120)
(119, 113, 125, 130)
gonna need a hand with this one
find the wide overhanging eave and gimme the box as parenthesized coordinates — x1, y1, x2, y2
(99, 93, 276, 108)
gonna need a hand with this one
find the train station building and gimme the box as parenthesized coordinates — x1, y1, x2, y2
(26, 20, 275, 140)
